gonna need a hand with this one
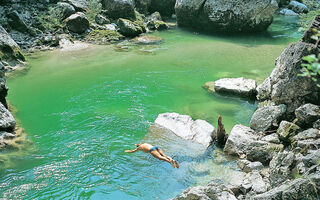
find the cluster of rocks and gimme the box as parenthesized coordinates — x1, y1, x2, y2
(278, 0, 309, 16)
(0, 0, 172, 54)
(175, 15, 320, 200)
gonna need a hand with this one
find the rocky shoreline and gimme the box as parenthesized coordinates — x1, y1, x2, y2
(174, 15, 320, 200)
(0, 0, 319, 199)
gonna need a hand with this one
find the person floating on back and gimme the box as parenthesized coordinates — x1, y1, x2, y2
(125, 143, 179, 168)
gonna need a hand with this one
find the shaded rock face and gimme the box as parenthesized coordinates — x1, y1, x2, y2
(213, 77, 257, 99)
(0, 103, 16, 132)
(7, 10, 29, 33)
(0, 25, 25, 64)
(102, 0, 136, 20)
(173, 179, 237, 200)
(65, 12, 89, 34)
(175, 0, 278, 33)
(257, 42, 320, 116)
(154, 113, 215, 148)
(295, 103, 320, 128)
(250, 105, 286, 133)
(56, 2, 76, 20)
(149, 0, 176, 17)
(0, 62, 8, 108)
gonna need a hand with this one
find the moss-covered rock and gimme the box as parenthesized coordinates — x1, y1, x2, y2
(0, 25, 25, 64)
(85, 30, 124, 44)
(117, 18, 146, 37)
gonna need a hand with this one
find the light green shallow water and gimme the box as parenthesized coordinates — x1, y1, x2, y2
(1, 16, 301, 199)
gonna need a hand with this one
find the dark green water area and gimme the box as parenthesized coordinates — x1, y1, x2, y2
(1, 16, 301, 199)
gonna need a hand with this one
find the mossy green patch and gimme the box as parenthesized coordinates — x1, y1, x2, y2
(86, 30, 124, 44)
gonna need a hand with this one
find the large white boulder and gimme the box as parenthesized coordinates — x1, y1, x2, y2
(154, 113, 215, 148)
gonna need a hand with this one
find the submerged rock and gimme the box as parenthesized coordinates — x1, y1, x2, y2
(175, 0, 278, 33)
(154, 113, 215, 148)
(133, 35, 163, 45)
(65, 12, 89, 34)
(250, 105, 287, 133)
(86, 30, 124, 44)
(238, 159, 264, 173)
(279, 8, 298, 16)
(257, 42, 320, 115)
(212, 77, 257, 99)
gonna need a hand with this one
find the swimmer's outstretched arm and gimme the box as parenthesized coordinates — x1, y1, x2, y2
(125, 148, 139, 153)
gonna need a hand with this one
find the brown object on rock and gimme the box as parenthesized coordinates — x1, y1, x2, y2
(216, 115, 227, 146)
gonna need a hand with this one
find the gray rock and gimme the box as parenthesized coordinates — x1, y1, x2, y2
(296, 138, 320, 150)
(246, 140, 283, 165)
(95, 14, 110, 25)
(279, 8, 298, 16)
(241, 171, 268, 194)
(117, 18, 145, 37)
(175, 0, 278, 33)
(251, 178, 318, 200)
(173, 179, 237, 200)
(238, 159, 264, 173)
(276, 121, 300, 143)
(7, 10, 29, 33)
(65, 12, 89, 34)
(0, 103, 16, 131)
(261, 133, 280, 144)
(250, 105, 287, 133)
(301, 149, 320, 168)
(173, 186, 210, 200)
(269, 151, 295, 187)
(63, 0, 88, 12)
(295, 103, 320, 127)
(223, 125, 258, 156)
(257, 42, 320, 115)
(314, 119, 320, 129)
(102, 0, 136, 20)
(288, 1, 309, 14)
(154, 113, 215, 148)
(0, 25, 25, 64)
(213, 77, 257, 99)
(0, 131, 15, 139)
(292, 128, 320, 141)
(57, 2, 76, 20)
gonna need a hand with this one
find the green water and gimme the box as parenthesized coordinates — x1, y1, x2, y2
(1, 16, 301, 199)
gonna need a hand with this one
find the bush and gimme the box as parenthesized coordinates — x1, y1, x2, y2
(87, 0, 102, 23)
(300, 53, 320, 86)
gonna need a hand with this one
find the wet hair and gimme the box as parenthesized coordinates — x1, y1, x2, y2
(135, 143, 141, 147)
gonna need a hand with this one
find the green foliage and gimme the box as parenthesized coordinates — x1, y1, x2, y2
(87, 0, 102, 23)
(299, 0, 319, 30)
(300, 53, 320, 85)
(37, 7, 62, 32)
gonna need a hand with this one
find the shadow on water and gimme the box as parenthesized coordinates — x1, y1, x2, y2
(177, 15, 302, 47)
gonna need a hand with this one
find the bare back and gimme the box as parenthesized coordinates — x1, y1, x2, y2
(138, 143, 154, 153)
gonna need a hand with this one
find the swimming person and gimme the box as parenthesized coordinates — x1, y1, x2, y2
(125, 143, 179, 168)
